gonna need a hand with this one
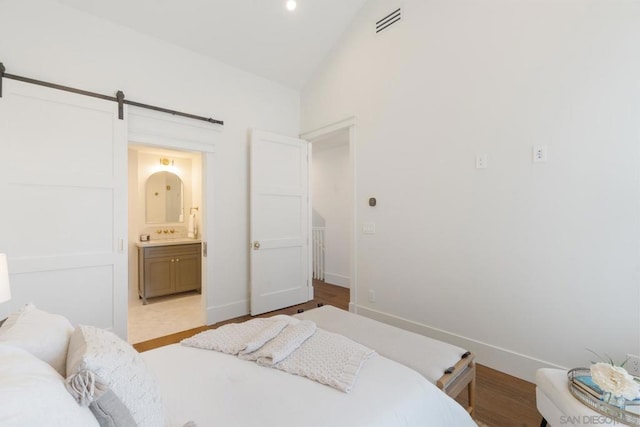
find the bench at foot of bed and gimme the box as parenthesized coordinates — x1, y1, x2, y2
(295, 305, 476, 416)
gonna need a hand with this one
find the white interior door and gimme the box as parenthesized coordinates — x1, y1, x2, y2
(250, 129, 311, 315)
(0, 79, 128, 336)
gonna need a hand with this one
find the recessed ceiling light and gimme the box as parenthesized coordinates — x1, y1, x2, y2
(286, 0, 297, 11)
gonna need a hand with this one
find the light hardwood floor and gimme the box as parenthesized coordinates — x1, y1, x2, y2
(134, 281, 542, 427)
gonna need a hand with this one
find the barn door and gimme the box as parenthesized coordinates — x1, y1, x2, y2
(0, 79, 128, 336)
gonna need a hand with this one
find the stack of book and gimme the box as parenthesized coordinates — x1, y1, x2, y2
(572, 374, 640, 406)
(572, 375, 604, 399)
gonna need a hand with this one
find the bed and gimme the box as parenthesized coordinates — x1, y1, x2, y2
(143, 343, 476, 426)
(0, 303, 477, 427)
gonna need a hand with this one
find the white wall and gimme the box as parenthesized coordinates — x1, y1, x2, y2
(302, 0, 640, 381)
(312, 140, 351, 287)
(0, 0, 300, 323)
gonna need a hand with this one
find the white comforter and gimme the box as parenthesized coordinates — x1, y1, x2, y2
(181, 316, 376, 392)
(142, 344, 477, 427)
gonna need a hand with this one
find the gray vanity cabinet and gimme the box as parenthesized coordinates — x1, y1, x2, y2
(138, 243, 202, 304)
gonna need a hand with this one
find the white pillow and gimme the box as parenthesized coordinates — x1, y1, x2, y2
(0, 344, 99, 427)
(66, 325, 167, 427)
(0, 303, 73, 376)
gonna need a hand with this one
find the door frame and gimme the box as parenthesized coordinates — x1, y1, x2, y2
(127, 106, 221, 325)
(300, 117, 358, 312)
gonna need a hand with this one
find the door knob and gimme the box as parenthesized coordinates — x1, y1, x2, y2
(253, 241, 261, 250)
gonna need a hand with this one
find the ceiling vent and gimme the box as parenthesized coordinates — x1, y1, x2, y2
(376, 7, 402, 34)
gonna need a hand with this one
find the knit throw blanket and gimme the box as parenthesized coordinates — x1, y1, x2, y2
(181, 315, 376, 393)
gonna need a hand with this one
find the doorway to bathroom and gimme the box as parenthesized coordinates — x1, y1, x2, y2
(127, 145, 204, 344)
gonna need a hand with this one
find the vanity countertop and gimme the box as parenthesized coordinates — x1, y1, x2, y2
(136, 238, 201, 248)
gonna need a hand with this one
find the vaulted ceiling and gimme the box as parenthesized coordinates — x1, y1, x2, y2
(56, 0, 369, 89)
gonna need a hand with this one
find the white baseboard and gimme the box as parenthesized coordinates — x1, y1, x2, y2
(355, 305, 566, 383)
(206, 299, 248, 325)
(324, 272, 350, 288)
(348, 302, 357, 313)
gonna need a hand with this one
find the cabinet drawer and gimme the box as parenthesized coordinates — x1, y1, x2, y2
(144, 243, 201, 258)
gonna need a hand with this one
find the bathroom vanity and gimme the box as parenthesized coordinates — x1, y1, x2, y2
(137, 240, 202, 304)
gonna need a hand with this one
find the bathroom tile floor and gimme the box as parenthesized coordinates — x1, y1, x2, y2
(128, 291, 203, 344)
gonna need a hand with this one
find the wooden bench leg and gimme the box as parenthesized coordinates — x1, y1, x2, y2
(467, 362, 476, 416)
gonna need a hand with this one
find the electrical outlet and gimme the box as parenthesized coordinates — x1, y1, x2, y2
(626, 354, 640, 377)
(476, 154, 488, 169)
(533, 145, 548, 163)
(368, 290, 376, 303)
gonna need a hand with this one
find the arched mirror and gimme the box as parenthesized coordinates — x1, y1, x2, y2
(145, 171, 184, 223)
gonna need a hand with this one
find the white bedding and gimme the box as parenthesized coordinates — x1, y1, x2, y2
(182, 315, 375, 392)
(142, 343, 477, 427)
